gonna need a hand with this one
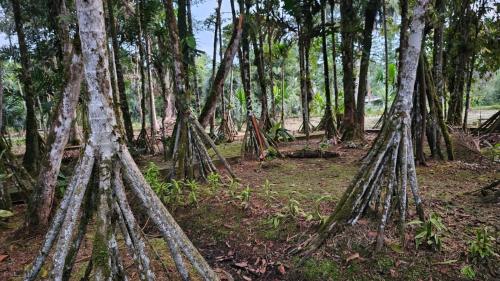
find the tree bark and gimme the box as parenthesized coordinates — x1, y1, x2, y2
(355, 0, 380, 139)
(318, 0, 338, 141)
(108, 0, 134, 143)
(11, 0, 41, 175)
(340, 0, 356, 141)
(27, 28, 84, 228)
(330, 4, 340, 127)
(199, 16, 243, 128)
(0, 66, 11, 211)
(251, 0, 272, 131)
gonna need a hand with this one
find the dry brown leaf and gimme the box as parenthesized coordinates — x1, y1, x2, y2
(0, 255, 8, 263)
(234, 261, 248, 268)
(242, 275, 252, 281)
(346, 252, 360, 263)
(278, 264, 286, 275)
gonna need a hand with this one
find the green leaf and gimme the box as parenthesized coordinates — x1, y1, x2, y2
(0, 210, 14, 218)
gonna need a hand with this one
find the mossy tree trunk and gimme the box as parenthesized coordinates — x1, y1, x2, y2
(25, 1, 222, 280)
(11, 0, 41, 175)
(339, 0, 357, 142)
(355, 0, 380, 140)
(198, 16, 243, 142)
(27, 0, 85, 229)
(293, 0, 429, 257)
(316, 0, 339, 142)
(108, 0, 134, 143)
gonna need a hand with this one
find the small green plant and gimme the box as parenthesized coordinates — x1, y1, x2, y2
(207, 172, 221, 192)
(0, 209, 14, 218)
(185, 180, 200, 206)
(469, 227, 495, 260)
(265, 147, 279, 159)
(460, 265, 476, 279)
(236, 185, 251, 208)
(313, 195, 331, 225)
(165, 179, 183, 205)
(226, 178, 240, 197)
(144, 162, 169, 201)
(287, 198, 303, 217)
(262, 180, 277, 202)
(410, 212, 447, 251)
(319, 141, 330, 151)
(268, 213, 285, 229)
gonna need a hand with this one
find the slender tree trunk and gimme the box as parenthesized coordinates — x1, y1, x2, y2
(250, 0, 271, 131)
(340, 0, 356, 141)
(0, 66, 11, 211)
(298, 25, 310, 139)
(382, 0, 389, 117)
(146, 37, 160, 137)
(187, 0, 201, 114)
(108, 0, 134, 143)
(198, 17, 243, 128)
(463, 53, 475, 130)
(319, 0, 338, 141)
(432, 0, 444, 110)
(267, 22, 276, 119)
(355, 0, 380, 139)
(11, 0, 41, 174)
(281, 61, 285, 127)
(330, 4, 340, 127)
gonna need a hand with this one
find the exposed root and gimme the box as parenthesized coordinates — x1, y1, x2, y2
(170, 114, 236, 181)
(136, 128, 156, 154)
(25, 142, 223, 281)
(216, 111, 238, 144)
(242, 114, 281, 160)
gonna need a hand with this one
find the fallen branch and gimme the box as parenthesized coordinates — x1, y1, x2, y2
(284, 149, 340, 159)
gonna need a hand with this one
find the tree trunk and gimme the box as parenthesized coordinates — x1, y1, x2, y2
(330, 4, 340, 127)
(267, 21, 276, 119)
(108, 0, 134, 143)
(250, 18, 271, 131)
(355, 0, 380, 139)
(146, 37, 160, 136)
(11, 0, 41, 175)
(27, 5, 84, 228)
(432, 0, 444, 111)
(463, 53, 475, 130)
(187, 0, 201, 114)
(294, 0, 428, 257)
(0, 66, 11, 211)
(298, 25, 310, 139)
(25, 1, 223, 280)
(198, 16, 243, 133)
(317, 0, 338, 141)
(340, 0, 356, 142)
(281, 61, 285, 127)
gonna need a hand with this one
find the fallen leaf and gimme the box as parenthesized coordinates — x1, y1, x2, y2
(242, 275, 252, 281)
(234, 261, 248, 268)
(0, 255, 8, 263)
(278, 264, 286, 275)
(346, 252, 360, 263)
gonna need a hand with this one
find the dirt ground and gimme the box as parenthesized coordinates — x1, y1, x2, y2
(1, 131, 499, 280)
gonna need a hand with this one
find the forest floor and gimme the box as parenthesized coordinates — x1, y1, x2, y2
(1, 127, 499, 280)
